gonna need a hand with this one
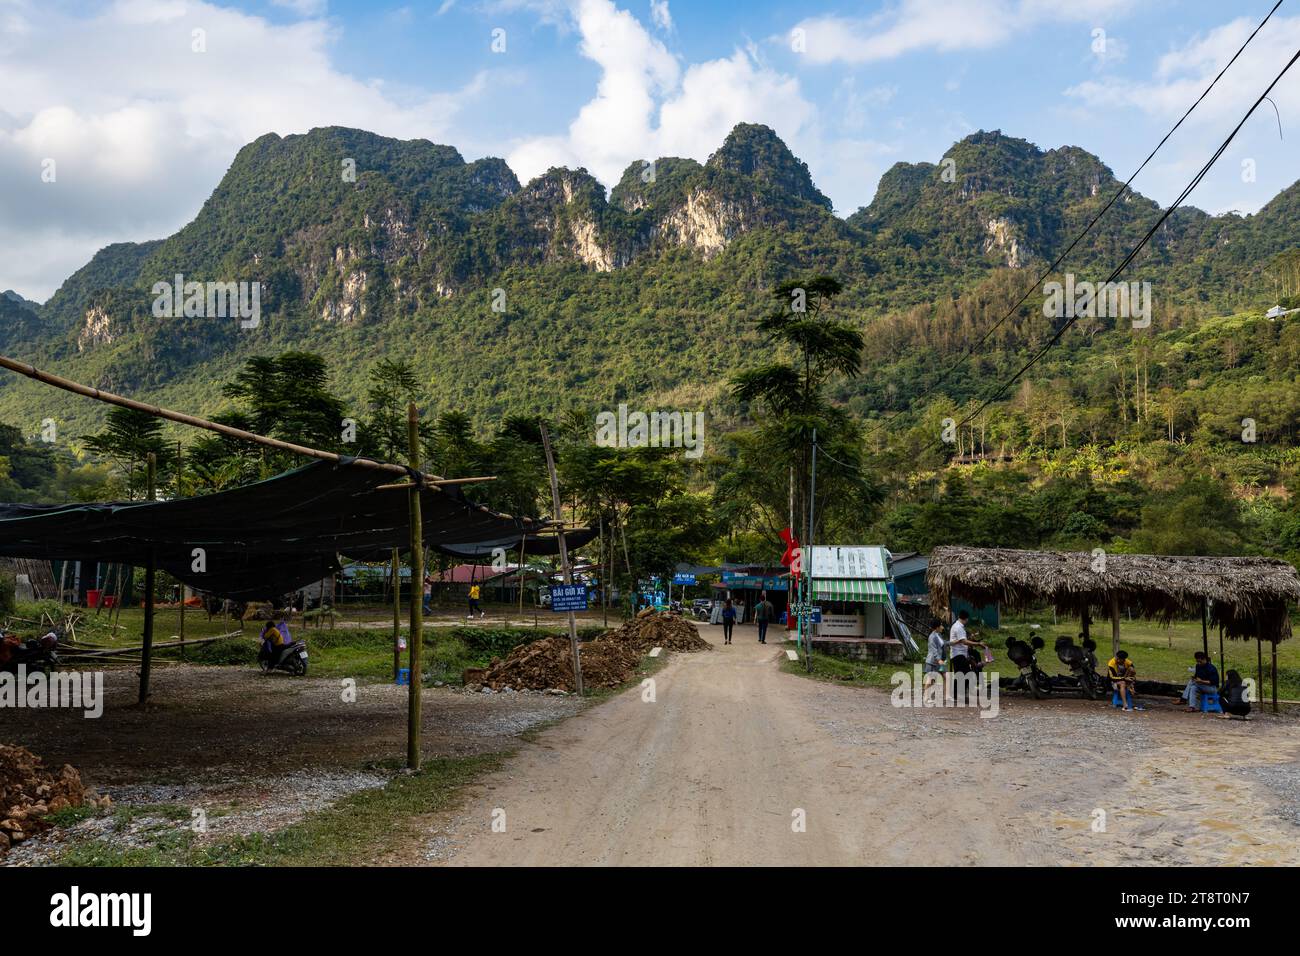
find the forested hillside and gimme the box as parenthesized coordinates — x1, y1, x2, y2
(3, 123, 1300, 566)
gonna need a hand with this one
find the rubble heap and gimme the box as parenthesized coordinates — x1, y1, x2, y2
(474, 612, 710, 692)
(0, 744, 107, 854)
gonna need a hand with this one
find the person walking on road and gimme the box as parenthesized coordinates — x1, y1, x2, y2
(755, 592, 774, 644)
(721, 598, 736, 645)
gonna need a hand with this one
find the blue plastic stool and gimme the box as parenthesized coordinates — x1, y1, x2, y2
(1111, 687, 1142, 709)
(1197, 687, 1222, 713)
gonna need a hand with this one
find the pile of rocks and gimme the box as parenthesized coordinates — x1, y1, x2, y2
(0, 744, 108, 854)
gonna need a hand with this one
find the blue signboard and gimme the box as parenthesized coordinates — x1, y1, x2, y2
(672, 572, 697, 585)
(721, 573, 789, 591)
(549, 584, 589, 613)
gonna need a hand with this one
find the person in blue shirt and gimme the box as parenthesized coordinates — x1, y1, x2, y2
(1183, 651, 1220, 711)
(721, 599, 736, 645)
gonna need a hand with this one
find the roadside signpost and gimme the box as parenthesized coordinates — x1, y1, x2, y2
(540, 424, 584, 696)
(549, 584, 589, 613)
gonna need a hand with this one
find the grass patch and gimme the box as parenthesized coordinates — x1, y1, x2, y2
(778, 642, 901, 689)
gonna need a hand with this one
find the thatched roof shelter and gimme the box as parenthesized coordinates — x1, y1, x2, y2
(927, 546, 1300, 644)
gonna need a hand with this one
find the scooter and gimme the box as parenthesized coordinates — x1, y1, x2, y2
(258, 637, 309, 676)
(1054, 635, 1105, 700)
(0, 629, 60, 676)
(1005, 634, 1053, 698)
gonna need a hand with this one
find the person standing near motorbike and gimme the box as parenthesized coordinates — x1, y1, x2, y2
(947, 610, 985, 704)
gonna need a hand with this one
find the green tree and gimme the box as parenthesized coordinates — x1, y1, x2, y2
(83, 407, 170, 498)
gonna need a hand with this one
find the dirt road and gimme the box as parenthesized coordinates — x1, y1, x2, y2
(424, 623, 1300, 866)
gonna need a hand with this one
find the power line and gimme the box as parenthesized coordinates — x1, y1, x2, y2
(861, 0, 1287, 442)
(950, 42, 1300, 437)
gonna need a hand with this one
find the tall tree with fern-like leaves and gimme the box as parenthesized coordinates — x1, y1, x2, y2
(725, 275, 880, 547)
(84, 407, 172, 499)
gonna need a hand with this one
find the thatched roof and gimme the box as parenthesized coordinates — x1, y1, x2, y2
(927, 546, 1300, 644)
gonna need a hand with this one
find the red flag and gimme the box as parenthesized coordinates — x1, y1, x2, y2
(780, 527, 801, 581)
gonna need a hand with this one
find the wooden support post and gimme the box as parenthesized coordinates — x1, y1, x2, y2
(1201, 599, 1209, 658)
(540, 424, 583, 696)
(1109, 593, 1121, 658)
(178, 439, 186, 654)
(516, 535, 527, 624)
(406, 405, 424, 770)
(139, 452, 157, 705)
(1272, 641, 1278, 713)
(1081, 607, 1090, 643)
(1218, 623, 1225, 674)
(391, 548, 401, 682)
(1257, 636, 1264, 706)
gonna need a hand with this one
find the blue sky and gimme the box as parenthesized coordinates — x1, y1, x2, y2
(3, 0, 1300, 299)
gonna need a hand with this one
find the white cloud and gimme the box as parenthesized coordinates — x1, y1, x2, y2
(271, 0, 328, 16)
(0, 0, 492, 299)
(790, 0, 1137, 65)
(1064, 14, 1300, 211)
(505, 0, 904, 216)
(649, 0, 670, 32)
(507, 1, 813, 186)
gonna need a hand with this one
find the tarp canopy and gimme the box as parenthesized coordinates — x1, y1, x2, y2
(438, 527, 598, 559)
(0, 459, 543, 600)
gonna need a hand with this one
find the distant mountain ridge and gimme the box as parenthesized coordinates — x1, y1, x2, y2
(2, 123, 1298, 435)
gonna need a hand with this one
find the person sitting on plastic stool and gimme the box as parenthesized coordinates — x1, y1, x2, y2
(1107, 649, 1142, 711)
(1182, 651, 1220, 712)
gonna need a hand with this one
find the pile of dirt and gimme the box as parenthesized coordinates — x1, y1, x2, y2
(0, 744, 108, 853)
(474, 612, 709, 692)
(602, 610, 713, 653)
(478, 635, 644, 692)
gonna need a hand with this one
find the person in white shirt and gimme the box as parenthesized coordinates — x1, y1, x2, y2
(947, 610, 984, 703)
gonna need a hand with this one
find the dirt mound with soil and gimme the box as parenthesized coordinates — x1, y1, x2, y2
(604, 611, 713, 653)
(0, 744, 108, 854)
(478, 635, 644, 692)
(474, 613, 708, 692)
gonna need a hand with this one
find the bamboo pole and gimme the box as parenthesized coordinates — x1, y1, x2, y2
(540, 424, 583, 696)
(139, 452, 157, 705)
(177, 441, 186, 656)
(0, 353, 438, 482)
(406, 404, 424, 770)
(391, 548, 401, 682)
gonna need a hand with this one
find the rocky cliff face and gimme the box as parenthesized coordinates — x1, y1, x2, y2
(76, 305, 116, 351)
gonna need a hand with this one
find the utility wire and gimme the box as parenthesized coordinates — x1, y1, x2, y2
(861, 0, 1287, 442)
(949, 42, 1300, 437)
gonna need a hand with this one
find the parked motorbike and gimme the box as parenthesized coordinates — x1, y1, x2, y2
(258, 637, 309, 676)
(1053, 634, 1107, 699)
(1005, 634, 1053, 698)
(0, 629, 61, 676)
